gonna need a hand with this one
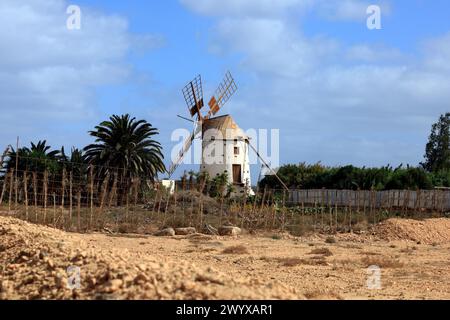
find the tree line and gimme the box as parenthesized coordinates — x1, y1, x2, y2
(1, 112, 448, 192)
(260, 113, 450, 190)
(1, 114, 166, 186)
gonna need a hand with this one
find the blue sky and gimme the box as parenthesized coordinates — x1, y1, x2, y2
(1, 0, 450, 183)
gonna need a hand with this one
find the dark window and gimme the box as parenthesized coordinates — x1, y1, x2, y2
(234, 147, 239, 155)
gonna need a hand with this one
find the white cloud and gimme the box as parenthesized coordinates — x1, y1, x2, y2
(0, 0, 162, 148)
(345, 44, 405, 62)
(181, 0, 390, 21)
(211, 18, 338, 77)
(317, 0, 385, 21)
(181, 0, 450, 168)
(423, 32, 450, 72)
(180, 0, 314, 18)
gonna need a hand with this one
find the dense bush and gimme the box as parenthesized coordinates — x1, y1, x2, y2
(259, 162, 447, 190)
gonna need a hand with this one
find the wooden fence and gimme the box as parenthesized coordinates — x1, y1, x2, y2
(287, 189, 450, 212)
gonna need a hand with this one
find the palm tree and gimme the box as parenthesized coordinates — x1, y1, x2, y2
(4, 140, 60, 174)
(84, 114, 166, 182)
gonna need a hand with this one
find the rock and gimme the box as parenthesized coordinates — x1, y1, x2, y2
(86, 276, 97, 288)
(39, 250, 48, 260)
(134, 273, 149, 284)
(55, 274, 67, 289)
(103, 227, 114, 234)
(174, 227, 196, 235)
(47, 259, 55, 269)
(154, 228, 175, 237)
(103, 279, 123, 293)
(204, 224, 218, 235)
(136, 264, 147, 272)
(218, 226, 241, 236)
(122, 275, 134, 286)
(0, 280, 12, 293)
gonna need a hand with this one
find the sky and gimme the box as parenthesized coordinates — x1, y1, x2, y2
(0, 0, 449, 183)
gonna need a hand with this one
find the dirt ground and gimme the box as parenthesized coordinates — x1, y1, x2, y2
(1, 216, 449, 300)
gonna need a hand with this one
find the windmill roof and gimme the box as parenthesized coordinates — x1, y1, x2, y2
(202, 114, 247, 139)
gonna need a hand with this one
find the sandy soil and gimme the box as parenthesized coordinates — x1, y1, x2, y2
(1, 216, 449, 300)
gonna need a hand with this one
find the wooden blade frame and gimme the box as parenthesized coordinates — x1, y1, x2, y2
(207, 71, 237, 118)
(182, 75, 204, 120)
(168, 122, 203, 177)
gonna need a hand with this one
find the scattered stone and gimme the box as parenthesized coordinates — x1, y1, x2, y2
(0, 215, 303, 300)
(47, 259, 55, 269)
(174, 227, 196, 235)
(204, 224, 218, 235)
(154, 228, 175, 237)
(218, 226, 241, 236)
(134, 273, 149, 284)
(103, 279, 123, 293)
(103, 227, 114, 234)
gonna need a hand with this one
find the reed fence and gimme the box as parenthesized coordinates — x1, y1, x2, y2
(1, 162, 448, 235)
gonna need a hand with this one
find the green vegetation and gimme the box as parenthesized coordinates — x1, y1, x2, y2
(1, 114, 165, 183)
(261, 113, 450, 190)
(84, 114, 165, 181)
(259, 163, 440, 190)
(421, 113, 450, 172)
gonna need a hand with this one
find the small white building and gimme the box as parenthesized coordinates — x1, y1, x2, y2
(200, 114, 253, 196)
(161, 179, 175, 194)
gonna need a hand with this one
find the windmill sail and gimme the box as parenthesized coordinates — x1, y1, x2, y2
(182, 75, 204, 120)
(168, 71, 238, 178)
(168, 122, 202, 177)
(206, 71, 237, 118)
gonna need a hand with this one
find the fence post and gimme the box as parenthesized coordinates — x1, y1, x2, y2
(43, 170, 48, 223)
(348, 190, 352, 232)
(99, 173, 110, 228)
(69, 171, 73, 227)
(33, 172, 38, 222)
(24, 171, 28, 221)
(61, 168, 66, 228)
(108, 172, 118, 208)
(8, 169, 14, 213)
(281, 190, 286, 232)
(89, 166, 94, 229)
(334, 190, 338, 232)
(173, 183, 178, 226)
(52, 193, 56, 226)
(77, 190, 81, 232)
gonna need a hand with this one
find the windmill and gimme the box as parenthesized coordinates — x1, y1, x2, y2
(168, 71, 254, 195)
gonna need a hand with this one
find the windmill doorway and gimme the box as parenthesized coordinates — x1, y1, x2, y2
(232, 164, 242, 184)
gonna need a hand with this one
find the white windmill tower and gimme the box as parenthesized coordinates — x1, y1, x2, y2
(168, 71, 254, 195)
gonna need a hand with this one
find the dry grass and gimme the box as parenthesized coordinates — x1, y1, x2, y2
(325, 236, 336, 244)
(309, 248, 333, 256)
(399, 246, 417, 254)
(361, 256, 404, 268)
(332, 259, 356, 271)
(277, 257, 305, 267)
(304, 290, 343, 300)
(276, 256, 328, 267)
(352, 220, 369, 233)
(186, 246, 218, 254)
(361, 251, 381, 256)
(222, 245, 249, 255)
(344, 244, 363, 249)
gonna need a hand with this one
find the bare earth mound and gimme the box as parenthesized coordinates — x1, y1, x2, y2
(0, 216, 301, 300)
(1, 216, 449, 300)
(375, 218, 450, 245)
